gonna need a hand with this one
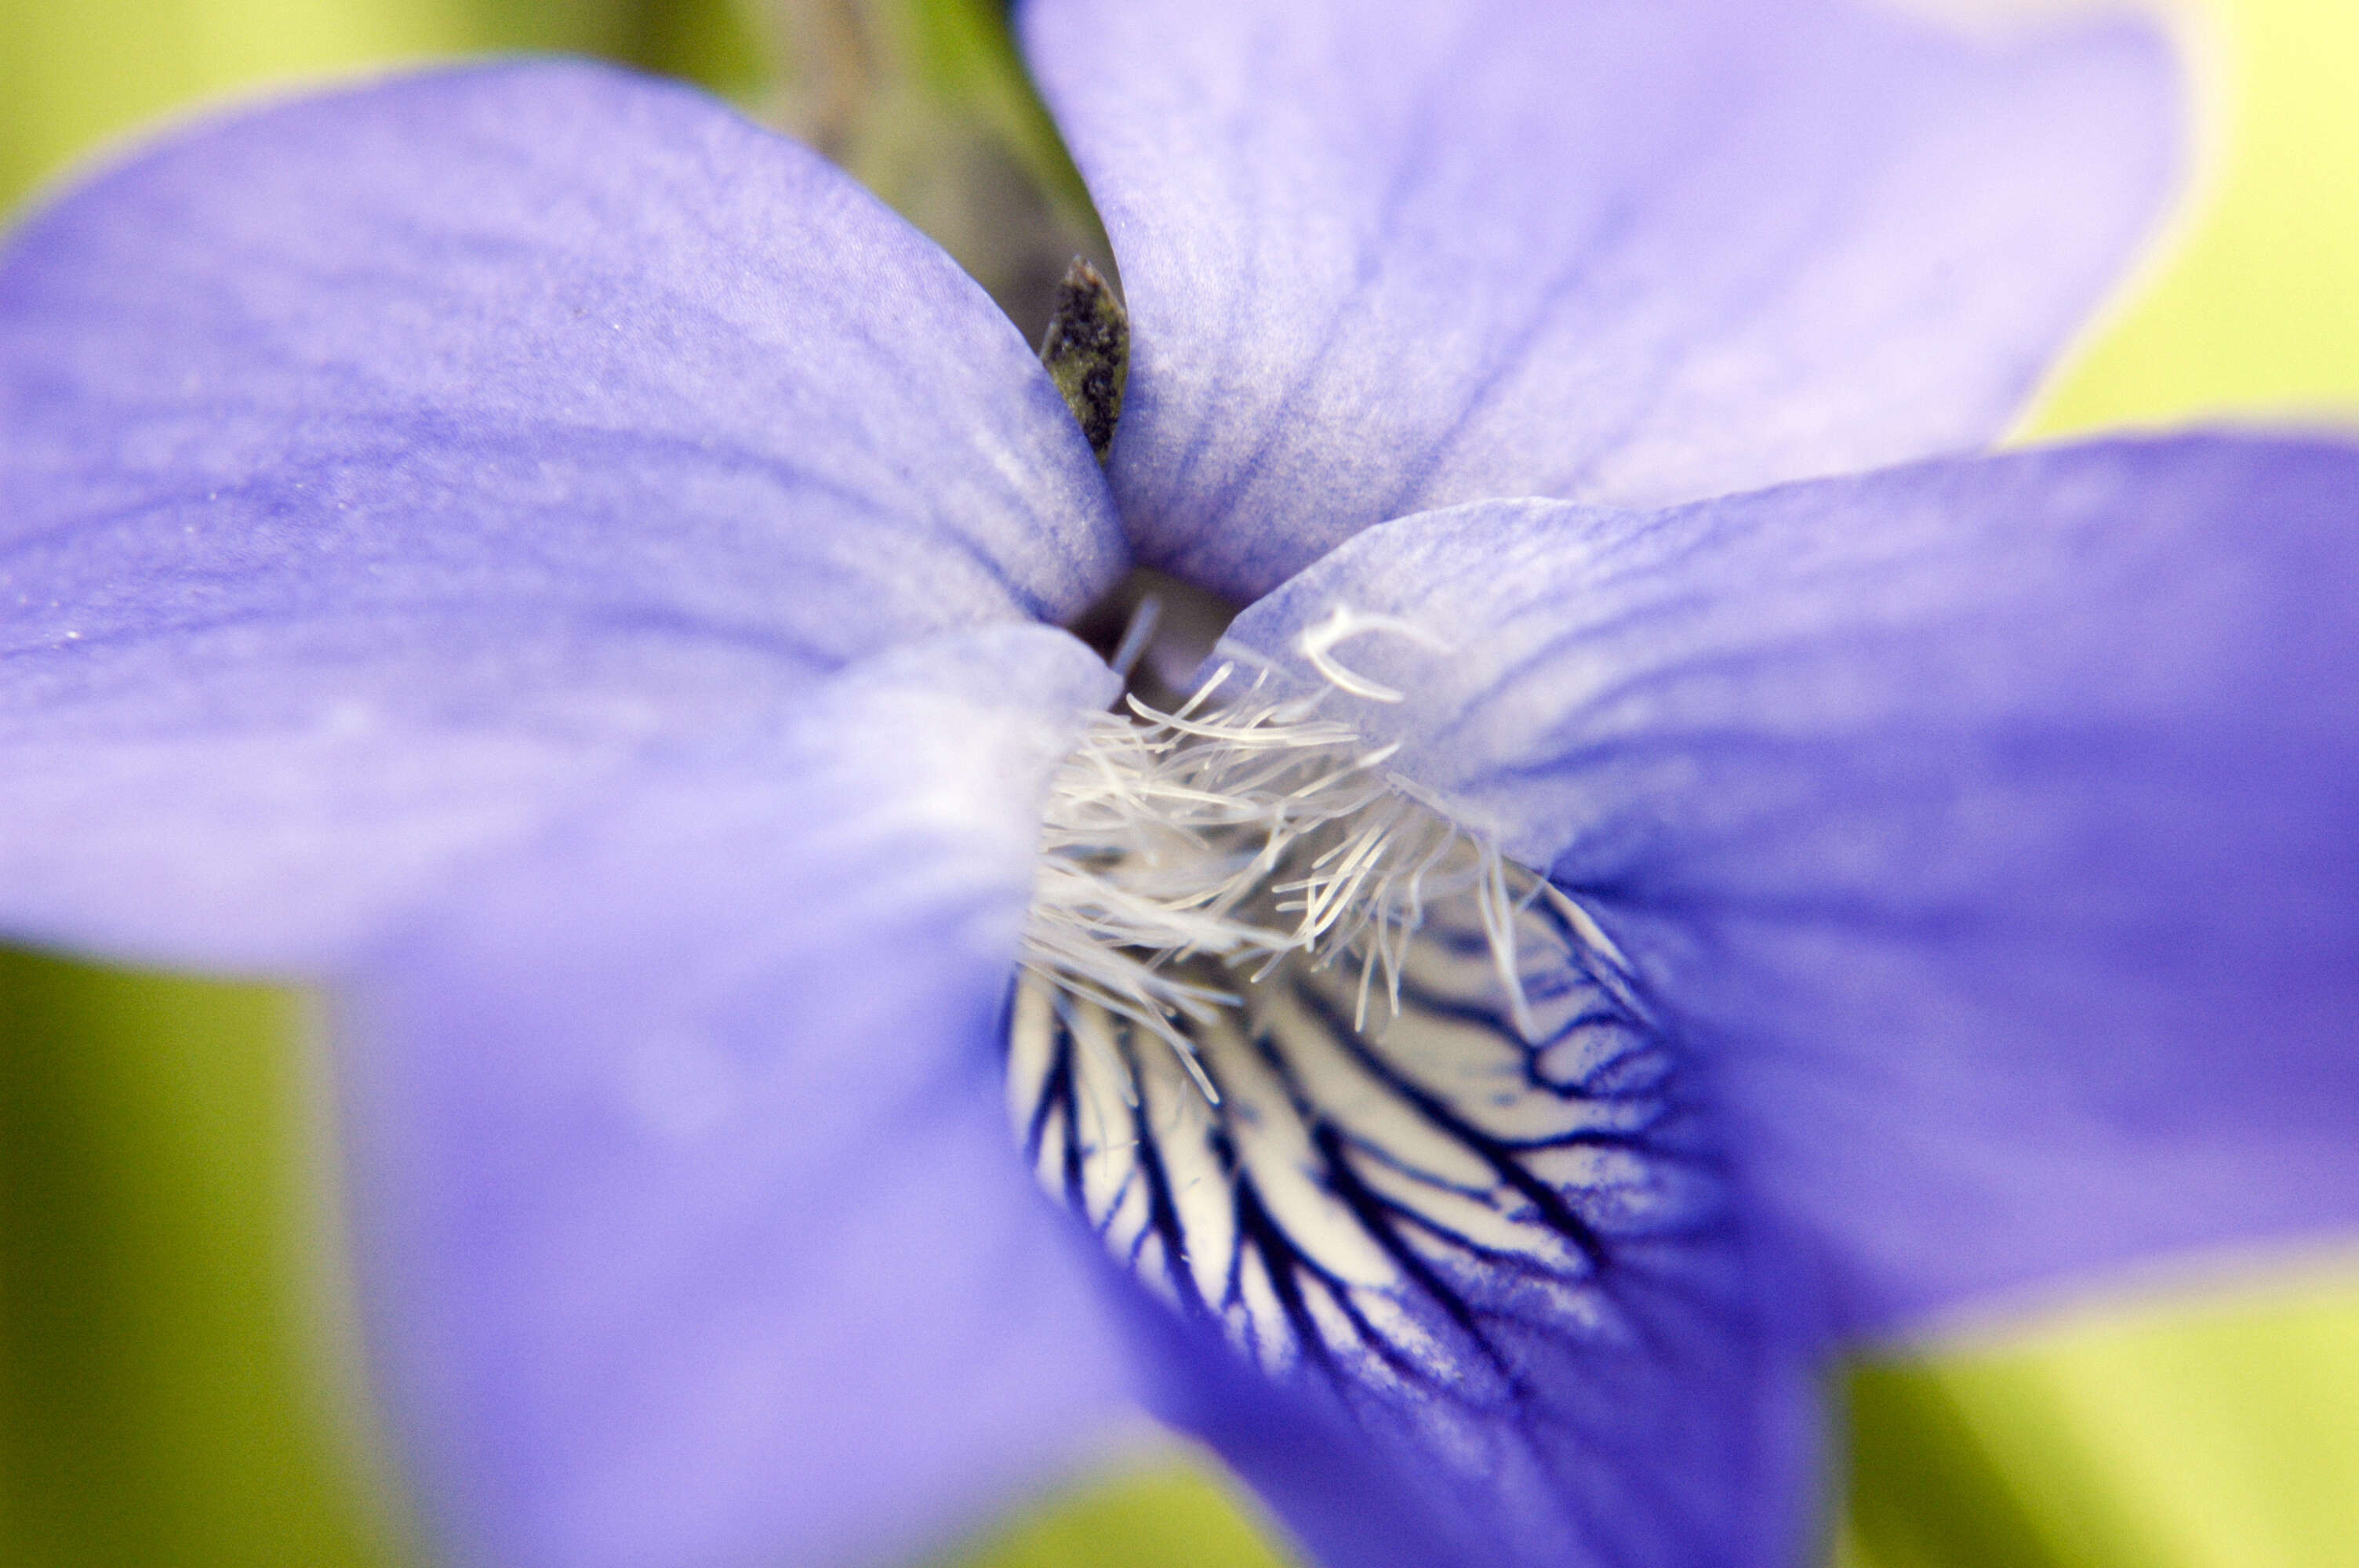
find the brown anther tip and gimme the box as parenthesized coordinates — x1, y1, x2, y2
(1038, 256, 1129, 463)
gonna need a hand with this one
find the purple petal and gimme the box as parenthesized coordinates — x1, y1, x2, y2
(340, 624, 1135, 1568)
(1023, 902, 1825, 1568)
(1219, 434, 2359, 1338)
(1140, 1287, 1820, 1568)
(0, 62, 1121, 970)
(1024, 0, 2180, 601)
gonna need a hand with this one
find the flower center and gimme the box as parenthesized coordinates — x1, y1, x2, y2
(1018, 662, 1553, 1094)
(1007, 643, 1689, 1390)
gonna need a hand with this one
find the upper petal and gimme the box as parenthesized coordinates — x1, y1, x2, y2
(341, 624, 1136, 1568)
(1219, 434, 2359, 1338)
(0, 62, 1122, 970)
(1023, 0, 2181, 600)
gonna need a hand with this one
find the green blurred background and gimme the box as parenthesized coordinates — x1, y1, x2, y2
(1, 2, 2354, 1565)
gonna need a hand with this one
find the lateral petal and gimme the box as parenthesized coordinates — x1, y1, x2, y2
(341, 625, 1136, 1568)
(1221, 434, 2359, 1337)
(0, 62, 1121, 969)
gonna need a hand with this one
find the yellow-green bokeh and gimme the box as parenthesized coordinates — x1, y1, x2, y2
(3, 2, 2357, 1567)
(2031, 0, 2359, 432)
(0, 0, 761, 210)
(0, 951, 405, 1568)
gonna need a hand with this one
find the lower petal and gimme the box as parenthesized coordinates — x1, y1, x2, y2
(339, 626, 1138, 1568)
(1127, 1236, 1822, 1568)
(1009, 771, 1823, 1566)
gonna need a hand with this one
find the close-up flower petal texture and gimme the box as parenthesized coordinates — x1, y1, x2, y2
(2, 3, 2354, 1568)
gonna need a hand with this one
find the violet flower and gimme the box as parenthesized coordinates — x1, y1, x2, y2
(3, 2, 2355, 1566)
